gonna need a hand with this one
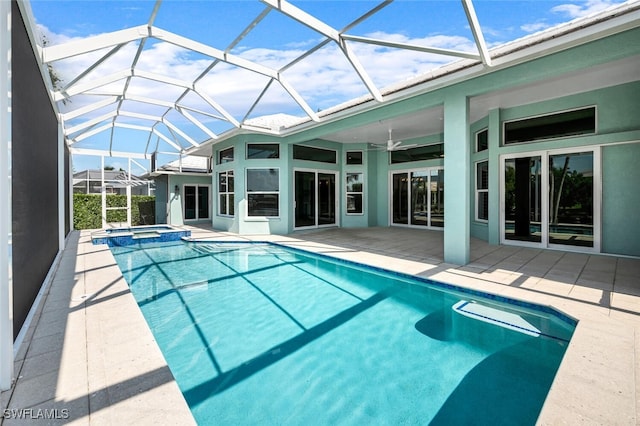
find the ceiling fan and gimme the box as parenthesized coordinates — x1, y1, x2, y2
(369, 129, 417, 151)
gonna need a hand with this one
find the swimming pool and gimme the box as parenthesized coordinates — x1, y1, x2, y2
(110, 241, 575, 425)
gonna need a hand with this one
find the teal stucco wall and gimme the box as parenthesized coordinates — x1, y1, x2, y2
(602, 142, 640, 257)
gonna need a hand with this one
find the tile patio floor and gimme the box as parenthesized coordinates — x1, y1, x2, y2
(1, 226, 638, 424)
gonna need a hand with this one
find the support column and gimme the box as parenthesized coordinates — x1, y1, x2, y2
(443, 94, 470, 265)
(0, 0, 13, 391)
(487, 108, 501, 244)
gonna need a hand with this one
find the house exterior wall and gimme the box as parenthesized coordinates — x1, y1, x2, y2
(186, 26, 639, 259)
(166, 174, 213, 226)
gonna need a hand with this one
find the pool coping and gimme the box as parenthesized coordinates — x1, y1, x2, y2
(2, 228, 638, 424)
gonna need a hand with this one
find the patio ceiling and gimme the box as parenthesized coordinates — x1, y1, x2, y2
(35, 0, 491, 160)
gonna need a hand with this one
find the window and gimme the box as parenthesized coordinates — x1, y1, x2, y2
(247, 143, 279, 159)
(218, 171, 234, 216)
(246, 168, 279, 217)
(346, 172, 364, 214)
(390, 143, 444, 164)
(346, 151, 363, 165)
(504, 106, 596, 144)
(293, 145, 337, 163)
(476, 129, 488, 152)
(184, 185, 210, 220)
(218, 147, 234, 164)
(476, 161, 489, 221)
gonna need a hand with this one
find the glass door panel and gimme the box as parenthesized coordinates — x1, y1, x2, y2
(504, 156, 542, 243)
(197, 186, 209, 219)
(430, 169, 444, 227)
(318, 173, 336, 226)
(295, 171, 315, 228)
(184, 185, 196, 220)
(392, 173, 409, 224)
(410, 171, 428, 226)
(548, 152, 593, 247)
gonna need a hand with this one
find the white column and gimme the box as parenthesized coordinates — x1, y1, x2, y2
(101, 156, 106, 228)
(443, 94, 471, 265)
(58, 123, 65, 250)
(488, 108, 501, 245)
(0, 0, 14, 391)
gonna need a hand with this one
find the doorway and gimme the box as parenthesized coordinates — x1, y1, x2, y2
(391, 168, 444, 228)
(501, 149, 598, 250)
(294, 170, 338, 229)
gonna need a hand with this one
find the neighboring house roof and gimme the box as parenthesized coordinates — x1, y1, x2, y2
(73, 169, 152, 187)
(147, 156, 211, 177)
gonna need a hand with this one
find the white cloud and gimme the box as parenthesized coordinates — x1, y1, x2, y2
(520, 22, 552, 33)
(551, 0, 625, 19)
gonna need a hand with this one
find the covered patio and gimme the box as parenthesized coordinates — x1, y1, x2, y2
(1, 226, 638, 424)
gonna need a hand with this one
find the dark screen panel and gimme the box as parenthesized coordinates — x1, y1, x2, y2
(12, 1, 61, 339)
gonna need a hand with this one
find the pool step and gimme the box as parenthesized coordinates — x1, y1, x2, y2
(452, 300, 541, 337)
(132, 231, 161, 239)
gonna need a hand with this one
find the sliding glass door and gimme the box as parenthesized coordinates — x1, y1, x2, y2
(391, 168, 444, 228)
(184, 185, 210, 221)
(294, 170, 337, 229)
(502, 149, 597, 250)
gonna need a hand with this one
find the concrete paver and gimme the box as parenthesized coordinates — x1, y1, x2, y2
(1, 226, 638, 425)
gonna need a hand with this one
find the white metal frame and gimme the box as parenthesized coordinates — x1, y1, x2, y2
(293, 168, 340, 230)
(499, 146, 601, 253)
(37, 0, 496, 160)
(0, 0, 13, 391)
(388, 167, 444, 230)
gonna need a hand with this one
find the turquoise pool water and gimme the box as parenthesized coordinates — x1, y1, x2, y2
(111, 241, 575, 425)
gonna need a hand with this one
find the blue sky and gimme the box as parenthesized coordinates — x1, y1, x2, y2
(29, 0, 629, 172)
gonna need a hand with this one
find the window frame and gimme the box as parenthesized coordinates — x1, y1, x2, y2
(245, 167, 280, 218)
(345, 171, 364, 215)
(246, 143, 280, 159)
(475, 160, 489, 222)
(502, 105, 597, 145)
(292, 144, 337, 164)
(217, 170, 234, 217)
(476, 128, 488, 152)
(218, 147, 234, 164)
(346, 150, 364, 165)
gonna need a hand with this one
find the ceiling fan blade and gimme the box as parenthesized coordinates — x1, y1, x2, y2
(393, 143, 418, 151)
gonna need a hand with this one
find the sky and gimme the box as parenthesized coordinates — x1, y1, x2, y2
(28, 0, 630, 172)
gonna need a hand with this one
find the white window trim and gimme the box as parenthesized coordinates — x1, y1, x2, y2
(246, 167, 280, 219)
(217, 170, 234, 217)
(475, 160, 489, 223)
(292, 144, 338, 164)
(345, 171, 365, 216)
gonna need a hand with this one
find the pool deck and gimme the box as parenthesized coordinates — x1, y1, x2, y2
(1, 225, 638, 425)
